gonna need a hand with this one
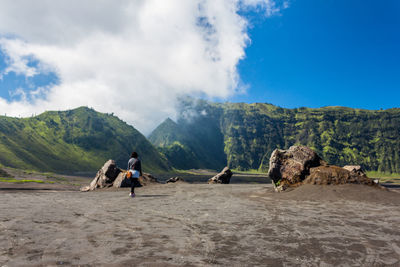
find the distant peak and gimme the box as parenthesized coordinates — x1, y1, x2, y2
(164, 117, 177, 124)
(72, 106, 96, 112)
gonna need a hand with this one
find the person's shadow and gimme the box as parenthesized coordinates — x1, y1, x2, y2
(137, 195, 169, 198)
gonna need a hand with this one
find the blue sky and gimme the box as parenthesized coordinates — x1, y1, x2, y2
(0, 50, 58, 101)
(234, 0, 400, 109)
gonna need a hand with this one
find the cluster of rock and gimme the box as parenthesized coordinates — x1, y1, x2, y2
(165, 167, 234, 185)
(80, 160, 159, 191)
(207, 167, 233, 184)
(81, 159, 236, 192)
(268, 146, 378, 192)
(81, 146, 375, 193)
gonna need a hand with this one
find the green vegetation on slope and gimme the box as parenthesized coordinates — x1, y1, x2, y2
(0, 168, 12, 177)
(149, 99, 227, 170)
(221, 103, 400, 173)
(149, 100, 400, 173)
(0, 107, 170, 173)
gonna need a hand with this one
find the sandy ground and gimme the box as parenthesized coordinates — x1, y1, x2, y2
(1, 181, 400, 266)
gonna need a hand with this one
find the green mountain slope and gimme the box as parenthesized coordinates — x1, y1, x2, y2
(148, 118, 187, 147)
(0, 107, 170, 173)
(149, 104, 227, 170)
(149, 100, 400, 173)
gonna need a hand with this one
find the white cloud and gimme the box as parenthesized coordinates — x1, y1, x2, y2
(0, 40, 38, 77)
(9, 88, 27, 101)
(0, 0, 284, 134)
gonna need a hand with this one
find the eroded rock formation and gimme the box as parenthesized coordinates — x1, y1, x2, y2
(113, 172, 158, 188)
(268, 146, 377, 192)
(81, 160, 121, 191)
(208, 167, 233, 184)
(268, 146, 325, 190)
(81, 160, 158, 191)
(304, 166, 375, 186)
(138, 173, 159, 186)
(343, 165, 367, 177)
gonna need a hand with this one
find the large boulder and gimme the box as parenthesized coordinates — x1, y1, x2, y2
(268, 146, 325, 190)
(81, 160, 121, 191)
(267, 146, 377, 192)
(112, 171, 131, 188)
(208, 167, 233, 184)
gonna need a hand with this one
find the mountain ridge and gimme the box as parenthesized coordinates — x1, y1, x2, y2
(1, 102, 398, 174)
(149, 100, 400, 173)
(0, 106, 170, 173)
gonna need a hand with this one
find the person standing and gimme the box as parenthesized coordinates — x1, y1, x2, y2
(128, 151, 142, 198)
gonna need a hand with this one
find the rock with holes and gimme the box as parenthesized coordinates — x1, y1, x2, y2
(268, 146, 325, 191)
(267, 146, 378, 192)
(81, 160, 159, 191)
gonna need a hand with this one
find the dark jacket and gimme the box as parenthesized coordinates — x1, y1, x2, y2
(128, 157, 142, 174)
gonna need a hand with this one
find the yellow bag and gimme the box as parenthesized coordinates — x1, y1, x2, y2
(126, 171, 132, 179)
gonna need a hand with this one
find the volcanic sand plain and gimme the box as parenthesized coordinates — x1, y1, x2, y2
(1, 173, 400, 266)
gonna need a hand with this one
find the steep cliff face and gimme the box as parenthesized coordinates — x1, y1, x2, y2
(149, 100, 400, 173)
